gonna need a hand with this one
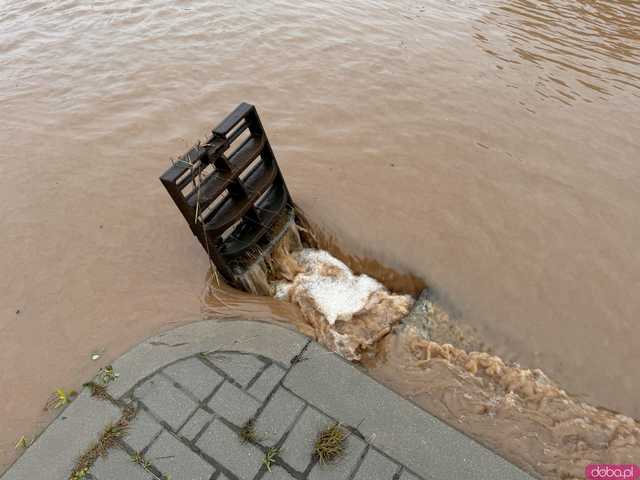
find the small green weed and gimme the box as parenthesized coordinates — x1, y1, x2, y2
(70, 467, 89, 479)
(98, 365, 119, 384)
(14, 436, 29, 449)
(45, 388, 77, 410)
(262, 447, 280, 472)
(131, 452, 151, 469)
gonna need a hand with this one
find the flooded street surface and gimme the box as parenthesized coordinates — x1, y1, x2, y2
(1, 0, 639, 473)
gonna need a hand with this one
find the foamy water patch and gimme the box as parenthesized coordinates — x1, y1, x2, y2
(273, 248, 414, 359)
(275, 249, 385, 325)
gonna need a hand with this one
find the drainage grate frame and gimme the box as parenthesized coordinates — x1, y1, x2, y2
(160, 102, 294, 285)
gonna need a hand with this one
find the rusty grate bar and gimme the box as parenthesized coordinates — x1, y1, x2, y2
(160, 103, 293, 284)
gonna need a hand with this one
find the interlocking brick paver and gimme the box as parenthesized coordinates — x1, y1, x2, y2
(262, 465, 297, 479)
(353, 448, 399, 480)
(207, 352, 264, 387)
(308, 433, 367, 480)
(284, 341, 531, 480)
(125, 409, 163, 452)
(134, 374, 198, 430)
(146, 431, 215, 480)
(280, 406, 332, 473)
(3, 321, 534, 480)
(248, 364, 286, 400)
(163, 357, 224, 400)
(0, 391, 122, 480)
(196, 419, 263, 480)
(179, 408, 213, 441)
(208, 381, 261, 426)
(399, 470, 421, 480)
(256, 387, 305, 446)
(91, 448, 155, 480)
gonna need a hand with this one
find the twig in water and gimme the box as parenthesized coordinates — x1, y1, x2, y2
(191, 163, 231, 309)
(15, 436, 29, 449)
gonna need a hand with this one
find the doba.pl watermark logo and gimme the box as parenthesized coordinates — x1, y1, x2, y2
(586, 464, 640, 480)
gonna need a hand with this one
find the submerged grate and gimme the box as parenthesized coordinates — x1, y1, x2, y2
(160, 103, 294, 285)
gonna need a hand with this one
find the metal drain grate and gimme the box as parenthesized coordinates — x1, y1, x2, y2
(160, 103, 294, 285)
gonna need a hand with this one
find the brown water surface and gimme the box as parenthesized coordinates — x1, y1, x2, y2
(1, 0, 639, 473)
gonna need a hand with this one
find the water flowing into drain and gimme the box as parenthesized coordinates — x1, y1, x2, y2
(203, 221, 640, 480)
(273, 248, 414, 360)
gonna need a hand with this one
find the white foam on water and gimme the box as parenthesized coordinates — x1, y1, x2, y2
(274, 248, 385, 325)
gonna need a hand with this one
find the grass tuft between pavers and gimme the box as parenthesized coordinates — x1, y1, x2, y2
(82, 381, 112, 401)
(68, 404, 136, 479)
(131, 451, 152, 469)
(239, 418, 258, 443)
(263, 447, 281, 472)
(313, 422, 346, 464)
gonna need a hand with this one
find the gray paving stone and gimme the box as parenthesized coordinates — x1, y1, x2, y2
(125, 409, 163, 452)
(279, 406, 332, 473)
(108, 321, 307, 400)
(207, 352, 264, 387)
(92, 447, 154, 480)
(208, 381, 260, 426)
(262, 465, 296, 479)
(353, 448, 399, 480)
(308, 433, 367, 480)
(134, 374, 198, 430)
(196, 419, 263, 480)
(0, 391, 122, 480)
(285, 343, 533, 480)
(179, 408, 213, 441)
(146, 430, 215, 480)
(256, 387, 305, 447)
(400, 470, 421, 480)
(248, 363, 286, 400)
(163, 357, 224, 400)
(2, 320, 533, 480)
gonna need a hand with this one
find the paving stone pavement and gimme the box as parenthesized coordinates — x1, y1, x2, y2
(121, 349, 416, 480)
(1, 320, 535, 480)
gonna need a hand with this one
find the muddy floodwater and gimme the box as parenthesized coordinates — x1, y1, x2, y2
(1, 0, 639, 474)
